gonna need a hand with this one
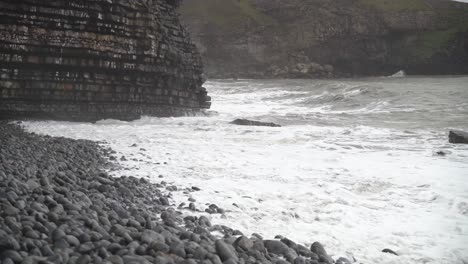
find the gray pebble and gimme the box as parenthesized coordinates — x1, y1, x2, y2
(1, 250, 23, 262)
(76, 254, 91, 264)
(215, 240, 238, 262)
(264, 240, 289, 255)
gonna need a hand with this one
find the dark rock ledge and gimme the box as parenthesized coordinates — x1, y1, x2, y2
(449, 130, 468, 144)
(230, 119, 282, 127)
(0, 121, 348, 264)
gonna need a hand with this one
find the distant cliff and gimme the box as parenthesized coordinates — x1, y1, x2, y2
(0, 0, 211, 121)
(180, 0, 468, 78)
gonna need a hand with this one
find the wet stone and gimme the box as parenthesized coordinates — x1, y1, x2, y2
(336, 257, 352, 264)
(76, 254, 91, 264)
(0, 236, 20, 251)
(215, 240, 238, 262)
(264, 240, 289, 255)
(65, 235, 80, 247)
(1, 250, 23, 262)
(233, 236, 253, 251)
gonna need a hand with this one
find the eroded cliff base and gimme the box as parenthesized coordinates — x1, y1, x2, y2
(0, 0, 210, 121)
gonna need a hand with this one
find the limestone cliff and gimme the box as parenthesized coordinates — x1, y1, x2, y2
(0, 0, 210, 121)
(180, 0, 468, 78)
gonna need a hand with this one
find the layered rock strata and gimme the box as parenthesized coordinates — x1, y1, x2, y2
(0, 0, 210, 121)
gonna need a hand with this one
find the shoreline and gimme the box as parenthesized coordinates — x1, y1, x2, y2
(0, 121, 344, 264)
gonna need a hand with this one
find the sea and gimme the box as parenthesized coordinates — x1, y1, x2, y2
(23, 76, 468, 264)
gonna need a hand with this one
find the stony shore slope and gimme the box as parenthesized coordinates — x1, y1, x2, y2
(0, 122, 346, 264)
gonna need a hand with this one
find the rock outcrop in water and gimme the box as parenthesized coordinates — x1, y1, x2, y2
(230, 119, 282, 127)
(0, 0, 210, 121)
(449, 130, 468, 144)
(180, 0, 468, 78)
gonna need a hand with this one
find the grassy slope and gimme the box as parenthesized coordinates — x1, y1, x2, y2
(181, 0, 467, 61)
(179, 0, 274, 29)
(357, 0, 431, 11)
(412, 9, 468, 60)
(359, 0, 468, 60)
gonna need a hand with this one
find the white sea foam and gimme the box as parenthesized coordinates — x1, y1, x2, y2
(389, 70, 406, 78)
(22, 77, 468, 264)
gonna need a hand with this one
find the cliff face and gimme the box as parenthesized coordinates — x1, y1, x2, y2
(0, 0, 210, 121)
(180, 0, 468, 78)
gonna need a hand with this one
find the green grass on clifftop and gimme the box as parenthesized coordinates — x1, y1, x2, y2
(412, 29, 459, 59)
(180, 0, 275, 29)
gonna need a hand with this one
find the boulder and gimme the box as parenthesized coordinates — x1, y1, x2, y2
(449, 130, 468, 144)
(382, 248, 398, 256)
(230, 119, 281, 127)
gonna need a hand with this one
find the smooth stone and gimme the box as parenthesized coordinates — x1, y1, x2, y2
(41, 245, 54, 256)
(310, 242, 327, 257)
(78, 233, 91, 243)
(1, 250, 23, 262)
(26, 179, 41, 190)
(54, 237, 70, 249)
(319, 254, 333, 264)
(233, 236, 253, 251)
(0, 236, 20, 251)
(122, 255, 152, 264)
(215, 240, 238, 262)
(193, 246, 208, 260)
(264, 240, 289, 255)
(294, 256, 306, 264)
(76, 254, 91, 264)
(154, 256, 173, 264)
(3, 258, 15, 264)
(140, 230, 165, 244)
(24, 229, 40, 239)
(252, 239, 266, 253)
(107, 255, 124, 264)
(170, 242, 186, 258)
(180, 259, 197, 264)
(336, 257, 352, 264)
(189, 203, 196, 211)
(159, 197, 170, 206)
(52, 228, 66, 241)
(149, 241, 169, 253)
(78, 242, 94, 253)
(198, 216, 211, 227)
(65, 235, 81, 247)
(222, 258, 237, 264)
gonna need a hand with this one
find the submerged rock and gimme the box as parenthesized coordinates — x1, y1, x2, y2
(230, 119, 282, 127)
(449, 130, 468, 144)
(382, 248, 398, 256)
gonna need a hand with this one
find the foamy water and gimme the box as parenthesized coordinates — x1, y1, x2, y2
(23, 77, 468, 264)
